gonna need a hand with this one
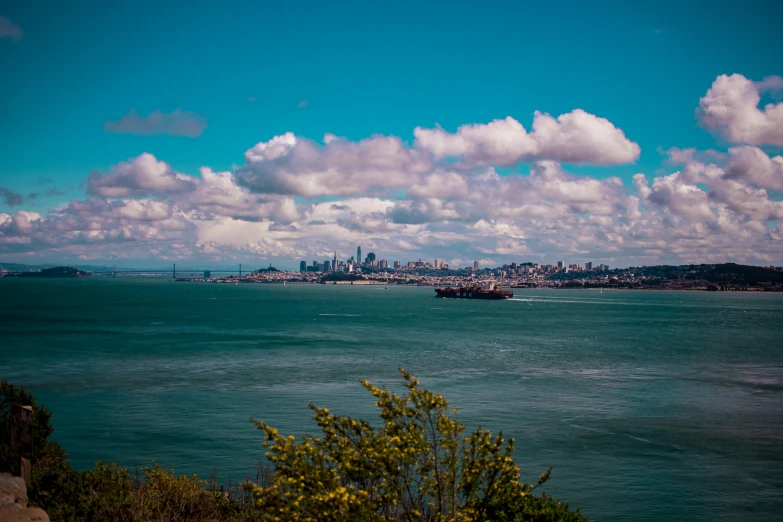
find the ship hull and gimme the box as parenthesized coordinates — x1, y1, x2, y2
(434, 288, 513, 299)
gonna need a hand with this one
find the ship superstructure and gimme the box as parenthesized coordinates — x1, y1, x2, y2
(434, 281, 513, 299)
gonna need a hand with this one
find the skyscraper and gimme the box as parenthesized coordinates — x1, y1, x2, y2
(557, 261, 564, 268)
(473, 261, 479, 271)
(333, 251, 338, 272)
(299, 260, 306, 272)
(357, 246, 361, 265)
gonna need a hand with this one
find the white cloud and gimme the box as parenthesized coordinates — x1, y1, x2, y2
(87, 153, 197, 197)
(723, 146, 783, 190)
(237, 133, 432, 197)
(104, 109, 207, 138)
(698, 74, 783, 146)
(709, 179, 783, 221)
(5, 76, 783, 267)
(185, 167, 300, 223)
(644, 172, 715, 219)
(414, 109, 640, 166)
(530, 110, 641, 165)
(414, 117, 537, 166)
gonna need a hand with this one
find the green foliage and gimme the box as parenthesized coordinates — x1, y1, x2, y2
(249, 369, 589, 521)
(2, 380, 260, 521)
(32, 459, 260, 522)
(0, 380, 60, 474)
(2, 377, 588, 521)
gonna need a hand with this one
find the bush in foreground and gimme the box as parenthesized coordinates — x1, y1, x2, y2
(249, 369, 588, 521)
(2, 375, 588, 521)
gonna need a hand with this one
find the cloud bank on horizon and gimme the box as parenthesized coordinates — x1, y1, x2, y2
(1, 73, 783, 268)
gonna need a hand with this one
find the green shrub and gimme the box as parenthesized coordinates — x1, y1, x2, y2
(0, 380, 61, 474)
(3, 375, 588, 521)
(248, 369, 589, 521)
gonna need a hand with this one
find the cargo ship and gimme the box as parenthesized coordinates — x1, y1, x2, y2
(434, 282, 513, 300)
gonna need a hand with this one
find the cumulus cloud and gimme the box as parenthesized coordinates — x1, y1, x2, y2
(86, 153, 197, 197)
(104, 109, 207, 138)
(68, 198, 172, 221)
(698, 74, 783, 146)
(237, 132, 432, 197)
(0, 17, 22, 41)
(187, 167, 300, 223)
(643, 172, 715, 219)
(414, 109, 640, 166)
(1, 187, 23, 206)
(4, 75, 783, 266)
(236, 109, 638, 198)
(414, 117, 537, 166)
(723, 146, 783, 190)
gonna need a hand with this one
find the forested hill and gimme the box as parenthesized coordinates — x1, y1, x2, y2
(623, 263, 783, 285)
(13, 266, 90, 278)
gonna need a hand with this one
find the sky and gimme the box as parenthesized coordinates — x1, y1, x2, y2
(1, 0, 782, 269)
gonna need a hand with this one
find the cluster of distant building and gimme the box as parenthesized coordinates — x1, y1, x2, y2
(299, 246, 605, 276)
(492, 261, 610, 277)
(300, 246, 483, 274)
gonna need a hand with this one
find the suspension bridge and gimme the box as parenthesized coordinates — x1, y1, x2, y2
(89, 263, 255, 278)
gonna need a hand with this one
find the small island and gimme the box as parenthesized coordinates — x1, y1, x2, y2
(14, 266, 90, 278)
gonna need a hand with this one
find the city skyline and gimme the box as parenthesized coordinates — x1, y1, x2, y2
(1, 2, 783, 268)
(296, 245, 615, 274)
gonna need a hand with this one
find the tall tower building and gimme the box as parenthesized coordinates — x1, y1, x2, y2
(357, 246, 362, 265)
(333, 251, 338, 272)
(473, 261, 479, 271)
(299, 260, 306, 272)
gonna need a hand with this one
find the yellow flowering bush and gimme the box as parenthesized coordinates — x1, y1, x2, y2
(249, 369, 586, 521)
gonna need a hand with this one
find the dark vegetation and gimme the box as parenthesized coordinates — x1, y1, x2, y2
(551, 262, 783, 290)
(2, 376, 590, 521)
(11, 266, 90, 278)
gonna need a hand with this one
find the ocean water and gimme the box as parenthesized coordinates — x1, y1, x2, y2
(1, 278, 782, 521)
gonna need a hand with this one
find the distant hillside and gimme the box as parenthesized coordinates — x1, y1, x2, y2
(547, 262, 783, 286)
(695, 263, 783, 285)
(0, 262, 113, 273)
(13, 266, 90, 278)
(620, 263, 783, 284)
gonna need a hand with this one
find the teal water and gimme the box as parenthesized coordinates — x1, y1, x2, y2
(1, 278, 782, 521)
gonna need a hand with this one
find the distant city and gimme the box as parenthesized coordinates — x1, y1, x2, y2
(300, 245, 608, 275)
(299, 246, 609, 276)
(2, 252, 782, 291)
(288, 246, 783, 291)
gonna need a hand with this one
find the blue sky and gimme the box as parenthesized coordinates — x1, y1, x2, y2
(1, 1, 782, 268)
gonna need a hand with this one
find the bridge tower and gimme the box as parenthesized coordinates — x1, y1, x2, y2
(173, 263, 176, 279)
